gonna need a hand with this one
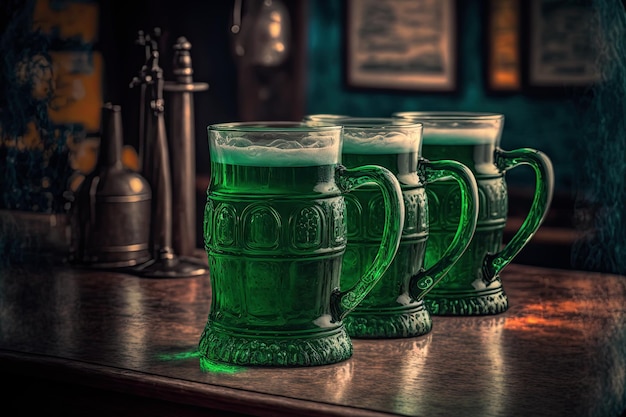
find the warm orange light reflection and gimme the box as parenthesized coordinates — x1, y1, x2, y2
(506, 315, 565, 330)
(488, 0, 521, 90)
(504, 299, 598, 336)
(269, 20, 281, 38)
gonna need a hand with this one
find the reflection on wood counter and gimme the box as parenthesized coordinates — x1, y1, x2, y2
(1, 263, 625, 417)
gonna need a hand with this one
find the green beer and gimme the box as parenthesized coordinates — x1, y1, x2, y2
(330, 118, 478, 338)
(394, 112, 554, 316)
(200, 122, 404, 366)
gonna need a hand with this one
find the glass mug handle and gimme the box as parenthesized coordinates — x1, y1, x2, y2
(410, 159, 479, 300)
(331, 164, 405, 321)
(482, 148, 555, 282)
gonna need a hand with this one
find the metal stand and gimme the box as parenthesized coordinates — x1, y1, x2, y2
(164, 37, 209, 257)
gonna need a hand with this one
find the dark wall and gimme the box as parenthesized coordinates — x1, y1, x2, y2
(305, 0, 587, 194)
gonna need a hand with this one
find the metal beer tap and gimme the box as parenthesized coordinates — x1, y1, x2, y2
(130, 31, 207, 278)
(132, 28, 158, 173)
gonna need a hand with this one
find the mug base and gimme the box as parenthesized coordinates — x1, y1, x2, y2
(344, 301, 433, 338)
(424, 286, 508, 316)
(198, 322, 353, 367)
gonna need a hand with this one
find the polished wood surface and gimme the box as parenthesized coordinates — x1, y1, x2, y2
(1, 261, 625, 417)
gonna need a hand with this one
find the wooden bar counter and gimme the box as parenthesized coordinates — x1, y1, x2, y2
(1, 260, 625, 417)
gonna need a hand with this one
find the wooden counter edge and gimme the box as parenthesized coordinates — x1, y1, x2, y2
(0, 349, 396, 417)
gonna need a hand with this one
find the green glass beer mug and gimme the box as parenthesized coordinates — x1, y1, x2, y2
(200, 122, 405, 366)
(393, 112, 554, 316)
(306, 116, 479, 338)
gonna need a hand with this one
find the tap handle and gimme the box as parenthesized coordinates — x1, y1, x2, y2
(147, 51, 165, 114)
(172, 36, 193, 84)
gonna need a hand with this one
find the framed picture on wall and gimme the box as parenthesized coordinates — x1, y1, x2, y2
(344, 0, 457, 92)
(525, 0, 601, 89)
(484, 0, 522, 93)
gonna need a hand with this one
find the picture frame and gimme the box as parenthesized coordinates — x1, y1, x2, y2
(344, 0, 457, 92)
(525, 0, 601, 89)
(483, 0, 522, 93)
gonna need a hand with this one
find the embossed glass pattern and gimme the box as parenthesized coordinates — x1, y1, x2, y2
(306, 117, 479, 338)
(200, 122, 404, 366)
(393, 112, 554, 316)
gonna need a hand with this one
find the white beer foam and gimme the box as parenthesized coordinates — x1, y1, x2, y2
(422, 128, 495, 145)
(211, 135, 339, 167)
(342, 131, 419, 154)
